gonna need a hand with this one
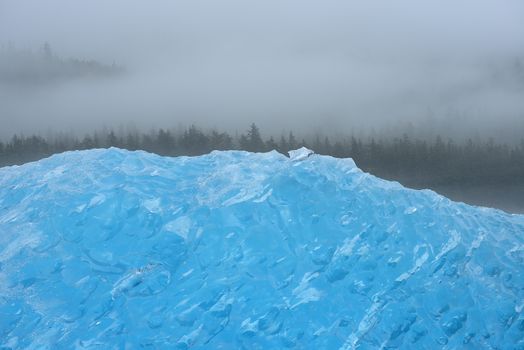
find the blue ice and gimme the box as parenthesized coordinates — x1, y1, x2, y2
(0, 148, 523, 349)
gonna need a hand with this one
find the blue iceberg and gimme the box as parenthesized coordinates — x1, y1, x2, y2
(0, 148, 523, 349)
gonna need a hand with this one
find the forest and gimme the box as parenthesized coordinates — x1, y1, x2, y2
(0, 43, 123, 85)
(2, 123, 523, 193)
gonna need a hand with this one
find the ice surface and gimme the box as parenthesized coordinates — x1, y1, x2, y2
(1, 148, 524, 349)
(288, 147, 314, 161)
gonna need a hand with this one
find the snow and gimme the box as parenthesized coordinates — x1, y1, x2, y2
(288, 146, 314, 161)
(1, 147, 524, 348)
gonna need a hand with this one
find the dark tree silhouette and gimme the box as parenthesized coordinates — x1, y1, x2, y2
(1, 125, 523, 197)
(241, 123, 265, 152)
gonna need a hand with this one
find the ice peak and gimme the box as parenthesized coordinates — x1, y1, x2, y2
(288, 147, 314, 161)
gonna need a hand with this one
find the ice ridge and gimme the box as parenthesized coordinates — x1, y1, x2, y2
(0, 148, 523, 349)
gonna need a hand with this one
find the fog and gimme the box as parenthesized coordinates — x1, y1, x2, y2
(1, 0, 524, 141)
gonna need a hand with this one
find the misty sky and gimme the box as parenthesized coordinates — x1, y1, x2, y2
(1, 0, 524, 140)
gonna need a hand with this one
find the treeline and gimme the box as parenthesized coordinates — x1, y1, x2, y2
(1, 123, 524, 188)
(0, 43, 123, 85)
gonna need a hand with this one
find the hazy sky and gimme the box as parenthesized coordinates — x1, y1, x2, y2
(1, 0, 524, 140)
